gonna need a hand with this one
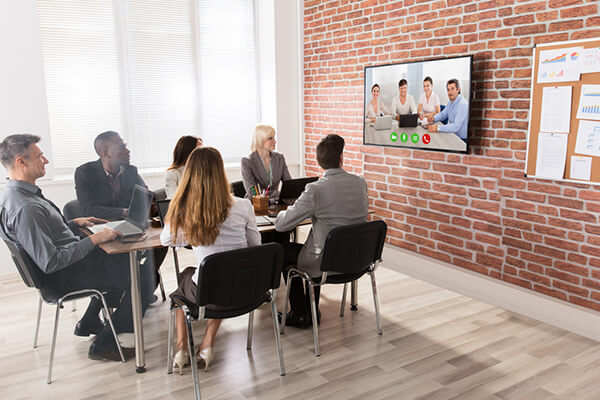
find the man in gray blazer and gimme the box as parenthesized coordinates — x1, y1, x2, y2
(275, 134, 369, 328)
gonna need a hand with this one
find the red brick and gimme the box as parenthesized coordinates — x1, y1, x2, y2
(533, 284, 567, 301)
(534, 245, 566, 260)
(553, 281, 588, 297)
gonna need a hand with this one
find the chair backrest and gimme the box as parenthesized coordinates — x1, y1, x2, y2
(231, 180, 246, 198)
(320, 220, 387, 275)
(63, 199, 85, 220)
(196, 243, 283, 308)
(0, 218, 45, 290)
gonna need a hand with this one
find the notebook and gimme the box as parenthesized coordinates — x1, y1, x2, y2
(375, 115, 393, 130)
(278, 176, 318, 205)
(87, 184, 153, 238)
(255, 215, 273, 226)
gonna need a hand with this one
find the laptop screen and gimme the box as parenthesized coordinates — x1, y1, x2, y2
(156, 199, 170, 226)
(127, 184, 153, 229)
(279, 176, 318, 204)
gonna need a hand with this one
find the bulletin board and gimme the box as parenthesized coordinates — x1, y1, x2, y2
(525, 37, 600, 184)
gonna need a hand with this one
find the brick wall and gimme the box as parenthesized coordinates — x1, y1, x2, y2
(303, 0, 600, 311)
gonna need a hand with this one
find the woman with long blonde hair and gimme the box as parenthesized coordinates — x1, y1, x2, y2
(160, 147, 260, 374)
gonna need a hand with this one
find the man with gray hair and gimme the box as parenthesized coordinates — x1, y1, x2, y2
(0, 134, 153, 361)
(427, 78, 469, 140)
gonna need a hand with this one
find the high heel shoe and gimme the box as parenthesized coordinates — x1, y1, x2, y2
(173, 349, 189, 375)
(196, 346, 214, 372)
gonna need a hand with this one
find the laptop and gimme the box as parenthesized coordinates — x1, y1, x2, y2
(278, 176, 318, 205)
(156, 199, 171, 226)
(399, 113, 418, 127)
(87, 184, 153, 238)
(375, 115, 393, 130)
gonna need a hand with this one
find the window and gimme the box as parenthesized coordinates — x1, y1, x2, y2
(38, 0, 259, 175)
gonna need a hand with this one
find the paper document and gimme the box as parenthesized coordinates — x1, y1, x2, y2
(538, 47, 582, 83)
(581, 47, 600, 74)
(570, 156, 592, 181)
(540, 86, 572, 133)
(574, 119, 600, 157)
(576, 85, 600, 121)
(535, 132, 568, 179)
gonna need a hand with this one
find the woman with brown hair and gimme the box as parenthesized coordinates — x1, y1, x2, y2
(160, 147, 260, 374)
(164, 135, 202, 199)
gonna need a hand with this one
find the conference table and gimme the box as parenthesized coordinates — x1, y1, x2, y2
(92, 203, 361, 373)
(364, 121, 467, 152)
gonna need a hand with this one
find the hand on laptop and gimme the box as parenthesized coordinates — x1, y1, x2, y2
(73, 217, 109, 227)
(90, 228, 121, 245)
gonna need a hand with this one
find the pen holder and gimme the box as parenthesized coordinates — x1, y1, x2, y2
(252, 196, 269, 213)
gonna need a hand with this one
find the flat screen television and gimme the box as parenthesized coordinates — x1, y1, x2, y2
(363, 55, 472, 153)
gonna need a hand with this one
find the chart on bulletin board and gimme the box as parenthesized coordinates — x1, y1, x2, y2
(525, 38, 600, 184)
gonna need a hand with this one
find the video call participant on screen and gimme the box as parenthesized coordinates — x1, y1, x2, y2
(365, 83, 391, 123)
(165, 135, 202, 199)
(427, 78, 469, 140)
(274, 134, 369, 328)
(0, 134, 154, 361)
(74, 131, 168, 295)
(391, 79, 417, 119)
(241, 124, 291, 204)
(418, 76, 441, 119)
(161, 147, 261, 374)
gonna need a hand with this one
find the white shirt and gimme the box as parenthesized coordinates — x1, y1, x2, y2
(365, 100, 391, 121)
(391, 94, 417, 116)
(160, 198, 261, 284)
(419, 92, 441, 114)
(164, 166, 184, 199)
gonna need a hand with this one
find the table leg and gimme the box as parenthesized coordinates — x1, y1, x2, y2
(129, 250, 146, 373)
(351, 280, 358, 311)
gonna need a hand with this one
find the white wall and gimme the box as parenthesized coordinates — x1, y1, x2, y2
(0, 0, 302, 275)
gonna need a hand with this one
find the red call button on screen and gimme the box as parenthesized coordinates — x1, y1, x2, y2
(422, 133, 431, 144)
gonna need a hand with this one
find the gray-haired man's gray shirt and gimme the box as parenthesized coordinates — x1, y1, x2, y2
(0, 179, 94, 274)
(275, 168, 369, 277)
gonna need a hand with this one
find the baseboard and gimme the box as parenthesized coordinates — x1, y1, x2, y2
(382, 244, 600, 342)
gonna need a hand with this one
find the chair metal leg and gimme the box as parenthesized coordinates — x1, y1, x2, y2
(307, 282, 320, 357)
(47, 300, 62, 384)
(369, 271, 383, 335)
(158, 270, 166, 302)
(167, 308, 175, 374)
(351, 280, 358, 311)
(33, 296, 42, 348)
(246, 311, 254, 350)
(172, 248, 182, 284)
(98, 293, 125, 363)
(340, 282, 348, 317)
(185, 313, 201, 400)
(280, 271, 294, 334)
(270, 300, 285, 376)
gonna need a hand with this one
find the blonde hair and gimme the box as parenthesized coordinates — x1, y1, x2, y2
(250, 124, 275, 152)
(166, 147, 233, 246)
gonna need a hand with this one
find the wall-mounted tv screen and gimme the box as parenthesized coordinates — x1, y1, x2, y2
(363, 55, 472, 153)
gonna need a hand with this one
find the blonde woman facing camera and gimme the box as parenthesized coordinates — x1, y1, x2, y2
(161, 147, 260, 374)
(241, 124, 291, 204)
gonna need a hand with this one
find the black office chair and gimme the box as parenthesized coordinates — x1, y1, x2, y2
(167, 243, 286, 400)
(281, 220, 387, 356)
(231, 180, 246, 198)
(0, 224, 125, 384)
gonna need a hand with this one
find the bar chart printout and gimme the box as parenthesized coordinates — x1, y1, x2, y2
(577, 85, 600, 121)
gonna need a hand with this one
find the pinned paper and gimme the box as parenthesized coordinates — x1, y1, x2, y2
(535, 132, 568, 179)
(570, 156, 592, 181)
(540, 86, 572, 133)
(538, 47, 582, 83)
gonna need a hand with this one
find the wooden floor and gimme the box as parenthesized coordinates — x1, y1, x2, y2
(2, 247, 600, 399)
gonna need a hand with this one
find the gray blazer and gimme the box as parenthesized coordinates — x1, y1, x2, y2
(241, 151, 291, 200)
(275, 168, 369, 277)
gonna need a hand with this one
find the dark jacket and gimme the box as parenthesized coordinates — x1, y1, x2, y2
(74, 159, 146, 221)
